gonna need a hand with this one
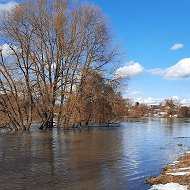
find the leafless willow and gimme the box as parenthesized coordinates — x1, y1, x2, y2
(0, 0, 127, 130)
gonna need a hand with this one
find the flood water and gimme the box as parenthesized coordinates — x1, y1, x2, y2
(1, 118, 190, 190)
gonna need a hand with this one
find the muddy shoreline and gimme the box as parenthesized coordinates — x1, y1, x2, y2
(147, 151, 190, 189)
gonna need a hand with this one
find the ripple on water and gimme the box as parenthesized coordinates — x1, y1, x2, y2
(1, 118, 190, 190)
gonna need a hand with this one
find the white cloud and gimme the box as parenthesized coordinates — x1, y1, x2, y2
(181, 98, 190, 105)
(0, 43, 20, 57)
(172, 96, 180, 100)
(129, 90, 143, 96)
(117, 58, 190, 80)
(132, 96, 190, 106)
(165, 58, 190, 79)
(122, 88, 143, 99)
(115, 61, 144, 79)
(170, 43, 184, 51)
(134, 97, 163, 105)
(146, 68, 165, 75)
(147, 58, 190, 80)
(0, 1, 17, 13)
(170, 96, 182, 106)
(0, 44, 13, 56)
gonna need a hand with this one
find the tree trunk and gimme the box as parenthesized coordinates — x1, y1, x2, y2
(39, 113, 54, 130)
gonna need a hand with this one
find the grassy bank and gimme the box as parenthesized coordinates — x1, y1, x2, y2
(147, 152, 190, 189)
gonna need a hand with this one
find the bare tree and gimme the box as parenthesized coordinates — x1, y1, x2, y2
(0, 0, 123, 130)
(63, 71, 127, 127)
(0, 49, 32, 130)
(177, 106, 190, 118)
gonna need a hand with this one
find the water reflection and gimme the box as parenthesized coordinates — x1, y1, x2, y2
(1, 118, 190, 190)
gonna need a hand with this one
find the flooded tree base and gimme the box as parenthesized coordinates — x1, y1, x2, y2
(147, 152, 190, 189)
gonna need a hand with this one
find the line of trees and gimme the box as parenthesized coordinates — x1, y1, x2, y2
(125, 98, 190, 118)
(0, 0, 127, 131)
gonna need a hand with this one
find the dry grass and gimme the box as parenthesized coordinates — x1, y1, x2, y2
(146, 153, 190, 189)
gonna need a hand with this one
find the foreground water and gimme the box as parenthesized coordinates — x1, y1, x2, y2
(1, 118, 190, 190)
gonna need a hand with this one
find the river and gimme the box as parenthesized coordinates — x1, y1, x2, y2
(1, 118, 190, 190)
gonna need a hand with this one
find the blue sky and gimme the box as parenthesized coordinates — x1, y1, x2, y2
(1, 0, 190, 104)
(87, 0, 190, 104)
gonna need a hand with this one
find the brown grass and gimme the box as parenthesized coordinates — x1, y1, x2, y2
(146, 153, 190, 189)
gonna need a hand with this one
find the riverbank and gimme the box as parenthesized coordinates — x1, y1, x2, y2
(147, 151, 190, 190)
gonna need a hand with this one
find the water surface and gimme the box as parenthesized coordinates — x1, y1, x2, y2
(1, 118, 190, 190)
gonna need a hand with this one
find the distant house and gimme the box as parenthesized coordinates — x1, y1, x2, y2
(127, 103, 189, 118)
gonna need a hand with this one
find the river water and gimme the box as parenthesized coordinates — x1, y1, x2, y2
(1, 118, 190, 190)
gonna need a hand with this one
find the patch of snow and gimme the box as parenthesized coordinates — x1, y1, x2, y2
(186, 151, 190, 154)
(149, 183, 188, 190)
(166, 172, 190, 176)
(169, 161, 179, 166)
(177, 167, 190, 171)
